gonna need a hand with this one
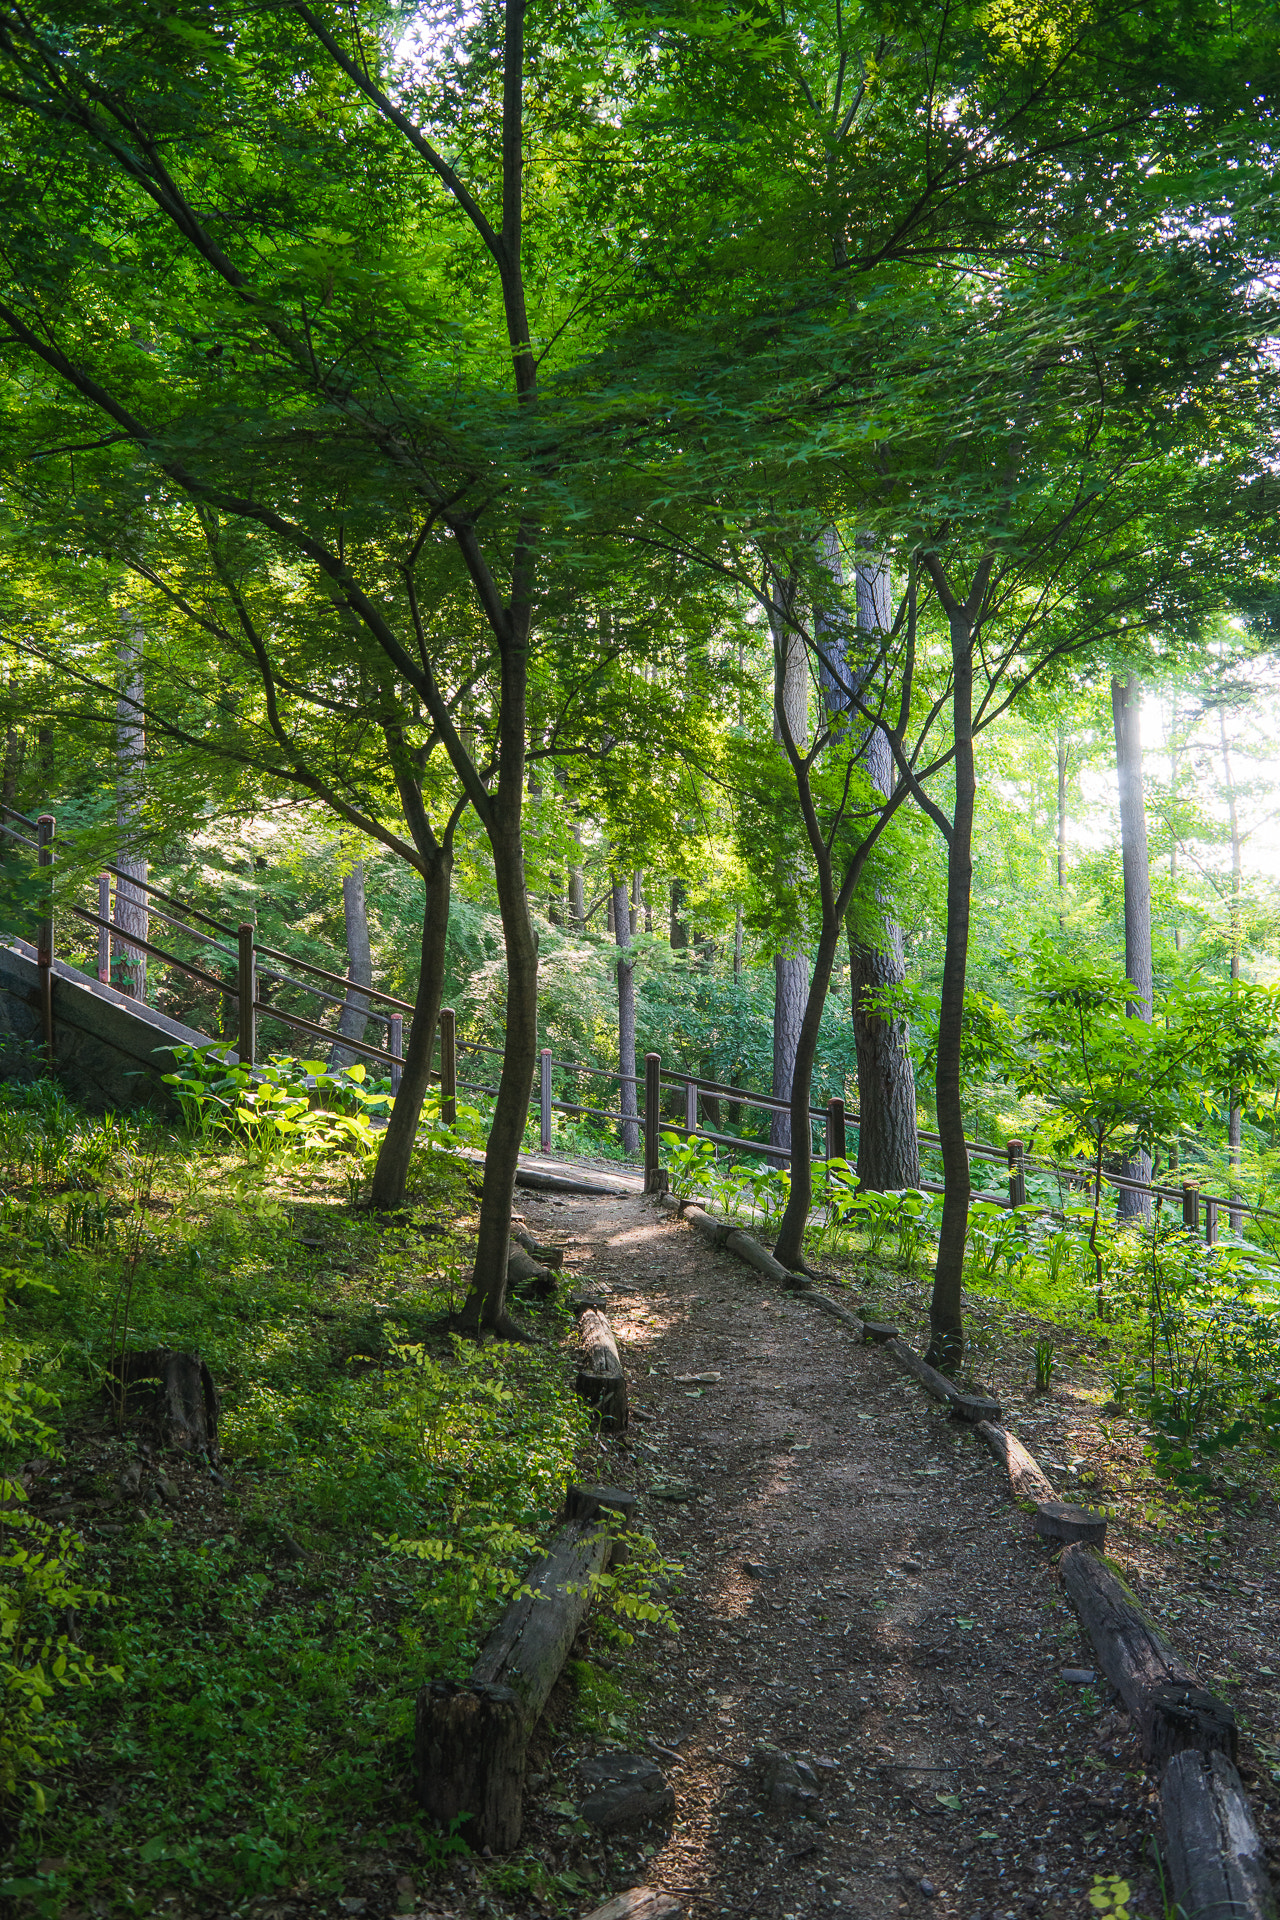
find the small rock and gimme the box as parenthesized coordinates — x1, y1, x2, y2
(902, 1558, 922, 1573)
(337, 1901, 366, 1915)
(1060, 1667, 1096, 1684)
(578, 1752, 674, 1832)
(748, 1748, 821, 1819)
(155, 1475, 179, 1503)
(117, 1463, 142, 1495)
(919, 1880, 937, 1898)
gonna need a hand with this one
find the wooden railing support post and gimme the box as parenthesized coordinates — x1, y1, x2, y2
(540, 1047, 552, 1152)
(389, 1014, 403, 1094)
(1008, 1138, 1026, 1209)
(644, 1052, 661, 1192)
(97, 873, 111, 984)
(1182, 1182, 1200, 1236)
(827, 1096, 846, 1164)
(36, 814, 54, 1059)
(439, 1007, 456, 1128)
(237, 922, 256, 1068)
(1205, 1197, 1218, 1248)
(685, 1076, 698, 1137)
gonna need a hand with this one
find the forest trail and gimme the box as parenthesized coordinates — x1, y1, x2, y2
(512, 1188, 1155, 1920)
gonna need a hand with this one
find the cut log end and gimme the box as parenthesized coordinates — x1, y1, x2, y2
(565, 1481, 640, 1526)
(860, 1319, 899, 1344)
(1144, 1683, 1238, 1770)
(952, 1392, 1002, 1425)
(1035, 1501, 1108, 1547)
(109, 1348, 220, 1463)
(576, 1306, 629, 1431)
(414, 1680, 526, 1854)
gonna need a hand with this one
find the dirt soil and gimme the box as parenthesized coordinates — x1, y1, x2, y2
(488, 1186, 1280, 1920)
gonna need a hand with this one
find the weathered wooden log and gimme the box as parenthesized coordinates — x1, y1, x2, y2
(883, 1337, 1001, 1421)
(416, 1515, 611, 1850)
(508, 1244, 557, 1299)
(1035, 1500, 1107, 1547)
(565, 1482, 640, 1527)
(861, 1319, 899, 1344)
(581, 1891, 683, 1920)
(512, 1227, 564, 1268)
(724, 1226, 794, 1286)
(797, 1290, 864, 1333)
(1161, 1750, 1276, 1920)
(109, 1348, 220, 1462)
(952, 1391, 1002, 1425)
(976, 1420, 1056, 1504)
(575, 1306, 629, 1430)
(1060, 1545, 1237, 1765)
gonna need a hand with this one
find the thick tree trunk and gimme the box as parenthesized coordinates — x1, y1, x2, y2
(114, 624, 147, 1000)
(769, 574, 808, 1156)
(1111, 675, 1153, 1219)
(612, 872, 640, 1154)
(669, 877, 688, 949)
(928, 627, 976, 1373)
(1220, 707, 1244, 1230)
(329, 862, 374, 1071)
(569, 859, 585, 930)
(845, 544, 919, 1189)
(369, 855, 452, 1211)
(1056, 719, 1070, 929)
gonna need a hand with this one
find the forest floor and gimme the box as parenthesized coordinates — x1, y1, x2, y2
(431, 1182, 1280, 1920)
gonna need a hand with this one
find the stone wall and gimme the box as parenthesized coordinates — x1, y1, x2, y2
(0, 938, 217, 1114)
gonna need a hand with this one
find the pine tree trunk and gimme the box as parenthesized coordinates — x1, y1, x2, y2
(329, 862, 374, 1071)
(1111, 675, 1153, 1219)
(612, 873, 640, 1155)
(114, 623, 147, 1001)
(769, 572, 808, 1157)
(369, 855, 452, 1211)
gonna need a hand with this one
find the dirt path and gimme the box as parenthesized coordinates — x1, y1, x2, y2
(513, 1187, 1159, 1920)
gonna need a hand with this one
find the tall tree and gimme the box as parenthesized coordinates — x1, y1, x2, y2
(1110, 673, 1153, 1218)
(113, 618, 147, 1000)
(329, 861, 374, 1072)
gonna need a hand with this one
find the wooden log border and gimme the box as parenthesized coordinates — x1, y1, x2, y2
(416, 1490, 631, 1851)
(650, 1187, 1276, 1913)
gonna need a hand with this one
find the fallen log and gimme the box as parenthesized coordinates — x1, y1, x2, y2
(416, 1514, 612, 1850)
(581, 1892, 683, 1920)
(883, 1337, 1001, 1422)
(1035, 1500, 1107, 1547)
(1161, 1750, 1275, 1920)
(512, 1227, 565, 1268)
(976, 1420, 1056, 1504)
(1060, 1545, 1236, 1766)
(575, 1305, 629, 1430)
(508, 1244, 557, 1300)
(108, 1349, 220, 1463)
(797, 1290, 864, 1334)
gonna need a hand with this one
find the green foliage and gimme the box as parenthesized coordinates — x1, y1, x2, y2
(1034, 1336, 1055, 1392)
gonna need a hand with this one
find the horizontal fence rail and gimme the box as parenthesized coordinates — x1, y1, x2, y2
(2, 807, 1272, 1245)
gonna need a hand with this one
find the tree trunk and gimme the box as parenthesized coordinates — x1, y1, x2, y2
(569, 859, 585, 930)
(329, 861, 374, 1071)
(843, 543, 919, 1189)
(612, 873, 640, 1154)
(769, 572, 808, 1156)
(1056, 719, 1070, 929)
(927, 615, 976, 1372)
(670, 877, 688, 949)
(114, 623, 147, 1000)
(733, 903, 743, 980)
(369, 854, 452, 1210)
(1111, 674, 1153, 1219)
(773, 919, 841, 1268)
(1220, 706, 1244, 1231)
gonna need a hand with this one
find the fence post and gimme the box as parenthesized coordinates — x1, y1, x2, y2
(827, 1096, 846, 1164)
(237, 922, 256, 1068)
(1182, 1182, 1200, 1236)
(389, 1013, 403, 1094)
(1205, 1196, 1218, 1248)
(97, 873, 111, 984)
(439, 1007, 456, 1128)
(540, 1047, 552, 1152)
(685, 1076, 698, 1137)
(644, 1052, 661, 1192)
(36, 815, 54, 1059)
(1007, 1137, 1026, 1209)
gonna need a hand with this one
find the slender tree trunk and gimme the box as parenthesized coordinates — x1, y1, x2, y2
(1220, 706, 1244, 1231)
(774, 916, 844, 1268)
(114, 623, 147, 1000)
(568, 858, 585, 930)
(369, 855, 453, 1210)
(1168, 702, 1183, 955)
(1056, 720, 1070, 929)
(1111, 674, 1153, 1219)
(612, 873, 640, 1154)
(329, 862, 374, 1070)
(733, 904, 743, 981)
(630, 870, 641, 937)
(927, 630, 976, 1373)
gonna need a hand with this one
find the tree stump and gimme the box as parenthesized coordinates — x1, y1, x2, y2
(575, 1306, 628, 1430)
(1160, 1750, 1274, 1920)
(109, 1349, 220, 1462)
(1035, 1501, 1107, 1547)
